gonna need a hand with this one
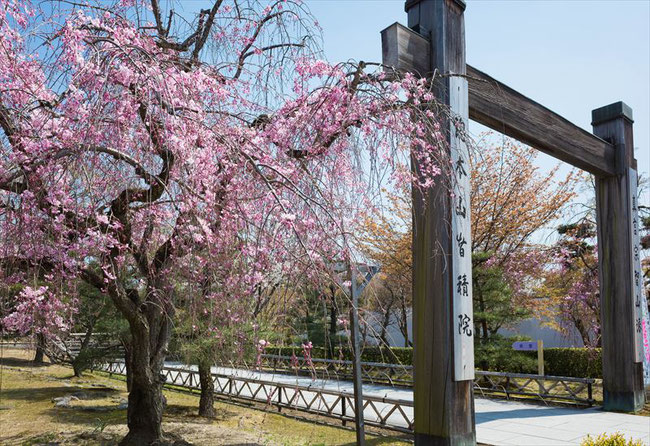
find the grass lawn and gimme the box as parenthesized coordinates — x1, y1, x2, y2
(0, 348, 410, 446)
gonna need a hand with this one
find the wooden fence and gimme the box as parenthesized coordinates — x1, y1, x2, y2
(97, 356, 596, 435)
(257, 354, 596, 407)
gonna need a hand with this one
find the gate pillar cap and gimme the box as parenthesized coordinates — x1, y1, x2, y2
(592, 101, 634, 126)
(405, 0, 466, 13)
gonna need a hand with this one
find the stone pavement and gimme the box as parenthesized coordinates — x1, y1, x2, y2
(476, 398, 649, 445)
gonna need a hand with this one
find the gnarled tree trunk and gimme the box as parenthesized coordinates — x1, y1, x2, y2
(198, 360, 216, 418)
(118, 294, 173, 446)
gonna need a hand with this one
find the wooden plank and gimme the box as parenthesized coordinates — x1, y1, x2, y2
(407, 1, 476, 445)
(381, 23, 431, 77)
(592, 102, 645, 412)
(467, 65, 616, 176)
(450, 73, 475, 382)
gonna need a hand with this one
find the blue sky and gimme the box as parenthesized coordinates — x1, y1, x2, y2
(306, 0, 650, 209)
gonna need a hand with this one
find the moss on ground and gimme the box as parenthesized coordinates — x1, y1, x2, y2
(0, 349, 410, 445)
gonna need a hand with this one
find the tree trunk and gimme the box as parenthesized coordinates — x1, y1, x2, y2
(119, 309, 171, 446)
(379, 301, 394, 347)
(477, 288, 489, 340)
(72, 322, 96, 377)
(399, 299, 412, 347)
(123, 341, 134, 392)
(33, 333, 45, 363)
(120, 372, 165, 446)
(573, 316, 592, 348)
(73, 361, 84, 377)
(198, 360, 216, 418)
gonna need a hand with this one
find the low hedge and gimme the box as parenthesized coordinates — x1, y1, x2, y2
(527, 347, 602, 379)
(266, 344, 603, 378)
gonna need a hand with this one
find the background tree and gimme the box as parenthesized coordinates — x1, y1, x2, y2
(359, 188, 412, 346)
(470, 139, 577, 261)
(472, 251, 529, 341)
(174, 284, 256, 418)
(357, 139, 576, 348)
(540, 221, 600, 347)
(49, 279, 127, 377)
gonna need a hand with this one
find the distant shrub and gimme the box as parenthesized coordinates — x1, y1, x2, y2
(475, 336, 538, 374)
(581, 432, 644, 446)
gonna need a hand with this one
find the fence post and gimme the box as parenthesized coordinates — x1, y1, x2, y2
(341, 396, 347, 427)
(277, 385, 282, 412)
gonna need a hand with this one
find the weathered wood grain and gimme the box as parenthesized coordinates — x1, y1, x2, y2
(467, 65, 616, 177)
(407, 0, 476, 445)
(381, 23, 430, 77)
(593, 103, 645, 412)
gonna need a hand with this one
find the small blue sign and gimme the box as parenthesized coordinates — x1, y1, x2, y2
(512, 341, 537, 351)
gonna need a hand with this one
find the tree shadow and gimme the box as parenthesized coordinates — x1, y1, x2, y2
(42, 406, 126, 427)
(1, 383, 119, 400)
(164, 403, 241, 424)
(476, 407, 582, 423)
(0, 386, 86, 402)
(0, 355, 50, 368)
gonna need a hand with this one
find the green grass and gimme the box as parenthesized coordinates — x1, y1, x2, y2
(0, 349, 411, 445)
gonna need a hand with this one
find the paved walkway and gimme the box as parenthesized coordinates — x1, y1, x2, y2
(476, 398, 649, 445)
(165, 363, 650, 445)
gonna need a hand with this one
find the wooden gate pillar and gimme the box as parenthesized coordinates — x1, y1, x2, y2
(407, 0, 476, 444)
(592, 101, 645, 412)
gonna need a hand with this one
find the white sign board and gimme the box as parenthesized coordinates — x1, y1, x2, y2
(629, 169, 650, 377)
(450, 76, 474, 381)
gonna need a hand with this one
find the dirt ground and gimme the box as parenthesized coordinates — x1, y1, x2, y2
(0, 348, 411, 446)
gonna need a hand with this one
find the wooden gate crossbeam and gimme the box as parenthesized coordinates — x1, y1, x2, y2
(382, 22, 619, 178)
(466, 65, 617, 177)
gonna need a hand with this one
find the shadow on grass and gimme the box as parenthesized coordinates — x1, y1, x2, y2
(5, 431, 125, 446)
(42, 406, 126, 427)
(0, 355, 50, 368)
(0, 386, 89, 402)
(164, 403, 242, 424)
(1, 383, 118, 400)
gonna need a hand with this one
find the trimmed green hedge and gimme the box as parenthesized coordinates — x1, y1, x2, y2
(529, 347, 602, 379)
(266, 345, 603, 378)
